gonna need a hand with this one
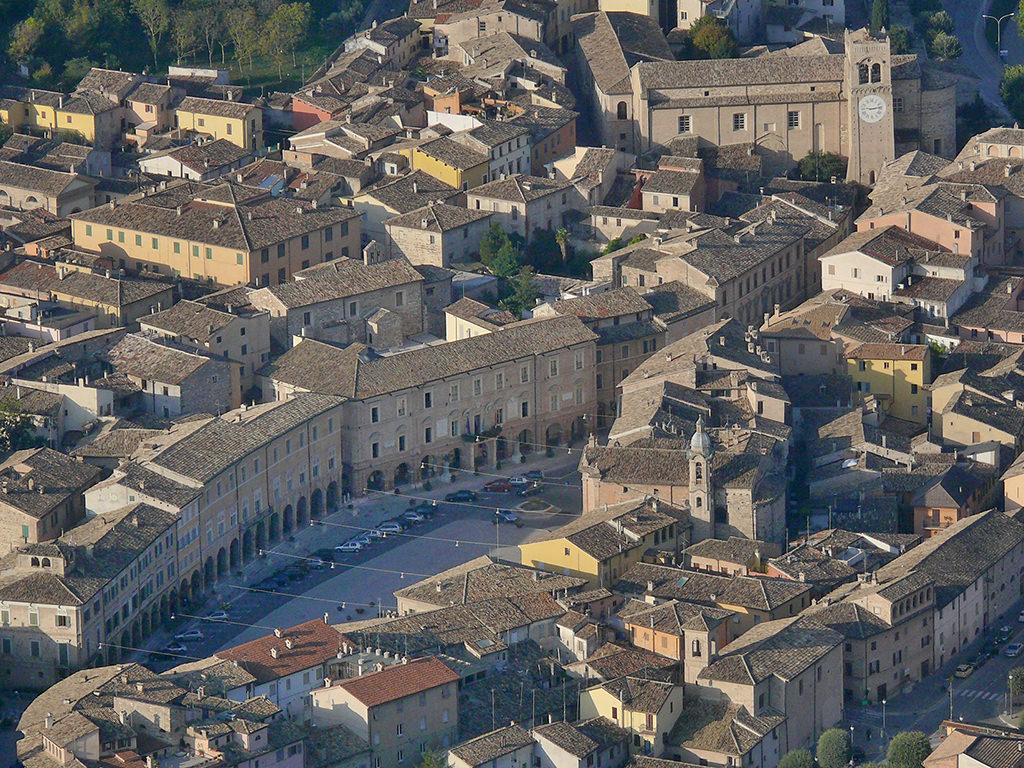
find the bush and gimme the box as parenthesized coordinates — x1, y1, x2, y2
(889, 24, 912, 54)
(929, 30, 962, 58)
(1002, 66, 1024, 124)
(797, 151, 847, 181)
(887, 731, 932, 768)
(778, 749, 815, 768)
(686, 15, 738, 59)
(817, 729, 852, 768)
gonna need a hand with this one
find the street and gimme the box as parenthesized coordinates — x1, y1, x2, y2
(847, 603, 1024, 760)
(941, 0, 1015, 121)
(133, 452, 585, 668)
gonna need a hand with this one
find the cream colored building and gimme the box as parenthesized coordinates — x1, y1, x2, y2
(85, 394, 348, 628)
(262, 315, 597, 494)
(579, 672, 683, 756)
(311, 657, 461, 764)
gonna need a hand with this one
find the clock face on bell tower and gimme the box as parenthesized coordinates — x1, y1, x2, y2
(858, 94, 887, 123)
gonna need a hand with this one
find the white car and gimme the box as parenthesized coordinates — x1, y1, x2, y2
(379, 521, 404, 534)
(1018, 610, 1024, 623)
(205, 610, 228, 621)
(335, 541, 363, 553)
(174, 629, 204, 641)
(508, 476, 531, 487)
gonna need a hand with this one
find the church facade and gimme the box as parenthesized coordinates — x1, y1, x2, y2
(625, 29, 956, 184)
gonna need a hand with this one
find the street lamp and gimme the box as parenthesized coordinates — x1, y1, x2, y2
(882, 698, 888, 741)
(849, 725, 855, 768)
(1009, 674, 1015, 715)
(982, 12, 1015, 57)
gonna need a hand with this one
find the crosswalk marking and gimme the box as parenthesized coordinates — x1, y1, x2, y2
(956, 689, 1001, 700)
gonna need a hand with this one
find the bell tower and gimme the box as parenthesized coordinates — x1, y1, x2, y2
(688, 415, 713, 542)
(844, 28, 896, 186)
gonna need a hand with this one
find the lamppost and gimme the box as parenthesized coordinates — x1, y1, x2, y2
(1009, 674, 1015, 715)
(982, 12, 1014, 57)
(881, 698, 888, 742)
(849, 725, 855, 767)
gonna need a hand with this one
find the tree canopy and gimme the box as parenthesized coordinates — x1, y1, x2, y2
(778, 749, 814, 768)
(887, 731, 932, 768)
(817, 729, 852, 768)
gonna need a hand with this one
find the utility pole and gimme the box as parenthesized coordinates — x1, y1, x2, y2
(949, 678, 953, 720)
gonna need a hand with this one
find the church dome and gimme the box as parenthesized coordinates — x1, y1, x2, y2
(690, 414, 712, 456)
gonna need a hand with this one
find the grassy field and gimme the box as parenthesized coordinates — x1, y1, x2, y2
(985, 0, 1017, 54)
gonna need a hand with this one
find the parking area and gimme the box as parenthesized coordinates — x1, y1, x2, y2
(136, 453, 583, 669)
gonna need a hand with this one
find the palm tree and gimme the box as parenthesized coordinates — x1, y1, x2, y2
(555, 227, 570, 264)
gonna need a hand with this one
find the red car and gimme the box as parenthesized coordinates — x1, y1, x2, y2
(482, 479, 511, 493)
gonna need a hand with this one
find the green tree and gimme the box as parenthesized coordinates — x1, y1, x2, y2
(817, 729, 852, 768)
(59, 57, 96, 90)
(1010, 667, 1024, 697)
(778, 749, 814, 768)
(887, 731, 932, 768)
(1002, 66, 1024, 125)
(131, 0, 170, 70)
(171, 8, 199, 63)
(871, 0, 889, 32)
(929, 30, 962, 58)
(555, 227, 570, 264)
(688, 15, 737, 59)
(797, 150, 847, 181)
(0, 400, 39, 452)
(8, 16, 45, 61)
(889, 23, 912, 53)
(226, 2, 260, 72)
(490, 241, 521, 278)
(31, 62, 55, 89)
(479, 223, 508, 264)
(1017, 0, 1024, 40)
(261, 1, 310, 78)
(501, 266, 538, 317)
(415, 752, 445, 768)
(189, 0, 224, 65)
(601, 237, 623, 255)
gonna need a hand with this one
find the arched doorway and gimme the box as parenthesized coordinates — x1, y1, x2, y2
(282, 504, 294, 534)
(216, 547, 227, 579)
(255, 520, 266, 550)
(517, 429, 534, 455)
(571, 416, 586, 441)
(394, 463, 410, 486)
(367, 470, 385, 491)
(141, 611, 151, 637)
(496, 437, 508, 461)
(311, 488, 324, 518)
(243, 529, 254, 561)
(131, 620, 141, 648)
(341, 466, 353, 499)
(204, 556, 215, 588)
(327, 481, 339, 511)
(296, 496, 307, 528)
(189, 572, 201, 604)
(546, 423, 563, 446)
(268, 512, 280, 542)
(229, 538, 240, 569)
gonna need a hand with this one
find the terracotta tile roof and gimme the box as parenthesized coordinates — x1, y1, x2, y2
(216, 617, 345, 684)
(334, 656, 459, 707)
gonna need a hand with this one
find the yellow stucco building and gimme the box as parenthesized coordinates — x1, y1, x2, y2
(70, 180, 361, 287)
(412, 136, 489, 190)
(518, 499, 688, 588)
(175, 96, 263, 151)
(847, 342, 931, 424)
(579, 673, 683, 756)
(0, 89, 121, 148)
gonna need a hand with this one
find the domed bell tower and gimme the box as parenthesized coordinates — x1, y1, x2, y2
(688, 414, 713, 542)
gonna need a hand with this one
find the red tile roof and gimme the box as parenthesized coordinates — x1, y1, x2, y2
(216, 617, 344, 684)
(335, 657, 459, 707)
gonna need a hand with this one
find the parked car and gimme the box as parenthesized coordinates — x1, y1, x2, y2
(379, 521, 404, 534)
(163, 644, 188, 655)
(524, 470, 544, 481)
(482, 479, 511, 493)
(494, 511, 523, 527)
(1006, 642, 1023, 658)
(283, 567, 306, 581)
(308, 558, 327, 570)
(335, 541, 363, 553)
(445, 490, 479, 503)
(365, 528, 386, 539)
(205, 610, 229, 621)
(312, 548, 335, 563)
(954, 663, 975, 678)
(402, 510, 427, 523)
(508, 476, 531, 487)
(998, 626, 1013, 643)
(410, 502, 435, 518)
(255, 577, 280, 591)
(973, 651, 990, 669)
(1018, 609, 1024, 623)
(175, 629, 204, 641)
(516, 482, 543, 497)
